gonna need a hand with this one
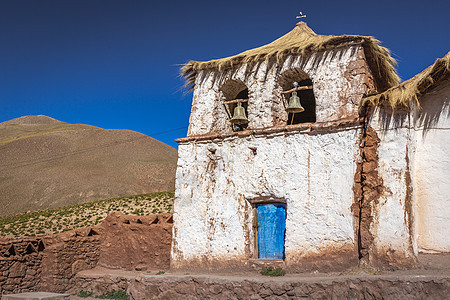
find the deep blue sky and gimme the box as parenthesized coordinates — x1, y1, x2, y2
(1, 0, 449, 148)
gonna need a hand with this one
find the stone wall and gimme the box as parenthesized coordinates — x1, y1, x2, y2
(130, 276, 450, 300)
(0, 229, 100, 295)
(0, 238, 45, 294)
(40, 229, 101, 292)
(0, 212, 172, 295)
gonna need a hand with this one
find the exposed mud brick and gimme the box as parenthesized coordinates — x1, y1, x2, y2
(363, 171, 381, 187)
(354, 164, 363, 182)
(362, 188, 381, 201)
(351, 202, 360, 218)
(353, 124, 383, 267)
(96, 212, 172, 271)
(286, 244, 358, 273)
(362, 146, 378, 161)
(362, 161, 378, 174)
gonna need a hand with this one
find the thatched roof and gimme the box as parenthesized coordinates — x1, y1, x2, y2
(361, 52, 450, 108)
(181, 22, 399, 92)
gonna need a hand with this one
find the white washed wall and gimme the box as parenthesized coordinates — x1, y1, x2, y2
(368, 80, 450, 256)
(414, 80, 450, 252)
(368, 108, 414, 258)
(172, 128, 360, 266)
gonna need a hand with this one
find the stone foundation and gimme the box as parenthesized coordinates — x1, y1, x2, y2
(69, 268, 450, 300)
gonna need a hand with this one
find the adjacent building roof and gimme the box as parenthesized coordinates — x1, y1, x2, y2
(181, 22, 399, 92)
(361, 52, 450, 108)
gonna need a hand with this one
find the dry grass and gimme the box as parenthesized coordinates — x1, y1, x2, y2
(181, 22, 399, 92)
(0, 191, 174, 238)
(0, 115, 100, 146)
(361, 52, 450, 108)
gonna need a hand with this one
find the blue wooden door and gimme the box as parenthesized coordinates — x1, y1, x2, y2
(257, 203, 286, 259)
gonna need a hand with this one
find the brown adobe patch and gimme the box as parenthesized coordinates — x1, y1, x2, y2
(95, 212, 172, 271)
(353, 116, 383, 266)
(285, 243, 358, 273)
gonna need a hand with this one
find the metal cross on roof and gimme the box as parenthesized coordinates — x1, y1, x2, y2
(296, 12, 306, 20)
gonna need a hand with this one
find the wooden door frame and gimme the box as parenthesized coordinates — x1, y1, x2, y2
(247, 197, 287, 260)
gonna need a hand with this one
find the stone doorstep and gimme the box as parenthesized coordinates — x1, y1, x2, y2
(249, 258, 285, 269)
(1, 292, 70, 300)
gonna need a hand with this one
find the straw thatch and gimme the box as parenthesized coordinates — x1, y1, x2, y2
(361, 52, 450, 108)
(181, 22, 399, 92)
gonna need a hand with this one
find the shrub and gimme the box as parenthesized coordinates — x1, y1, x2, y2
(77, 290, 93, 297)
(96, 290, 130, 300)
(260, 266, 286, 277)
(0, 191, 175, 237)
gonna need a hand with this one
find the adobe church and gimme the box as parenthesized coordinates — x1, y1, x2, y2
(171, 20, 450, 271)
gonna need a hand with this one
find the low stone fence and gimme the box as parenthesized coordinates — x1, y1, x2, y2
(70, 271, 450, 300)
(0, 238, 46, 293)
(0, 212, 173, 295)
(40, 229, 101, 292)
(0, 229, 100, 295)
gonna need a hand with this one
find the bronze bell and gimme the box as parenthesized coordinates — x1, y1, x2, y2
(286, 91, 305, 113)
(230, 102, 248, 125)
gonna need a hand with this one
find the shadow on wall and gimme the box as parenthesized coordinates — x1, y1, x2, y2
(416, 80, 450, 137)
(373, 79, 449, 136)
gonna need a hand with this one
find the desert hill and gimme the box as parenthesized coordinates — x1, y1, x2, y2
(0, 115, 178, 217)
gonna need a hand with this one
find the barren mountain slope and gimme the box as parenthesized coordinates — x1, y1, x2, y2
(0, 115, 178, 217)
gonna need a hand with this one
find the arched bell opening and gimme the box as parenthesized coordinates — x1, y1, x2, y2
(277, 69, 316, 125)
(220, 79, 249, 132)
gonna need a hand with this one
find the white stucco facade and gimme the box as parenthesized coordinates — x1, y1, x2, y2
(173, 127, 361, 268)
(414, 80, 450, 252)
(367, 79, 450, 258)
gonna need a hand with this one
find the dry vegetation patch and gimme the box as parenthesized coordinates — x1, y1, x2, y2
(0, 191, 174, 238)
